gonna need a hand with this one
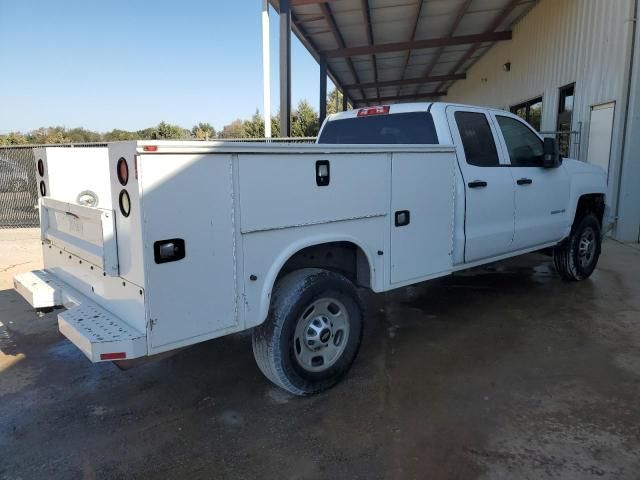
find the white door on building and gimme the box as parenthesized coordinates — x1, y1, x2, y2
(587, 102, 616, 180)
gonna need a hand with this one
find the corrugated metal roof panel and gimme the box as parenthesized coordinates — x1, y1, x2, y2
(271, 0, 538, 105)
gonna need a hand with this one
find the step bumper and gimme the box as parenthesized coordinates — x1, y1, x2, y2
(14, 270, 147, 362)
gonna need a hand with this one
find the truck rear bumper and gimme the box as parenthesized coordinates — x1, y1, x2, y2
(14, 270, 147, 362)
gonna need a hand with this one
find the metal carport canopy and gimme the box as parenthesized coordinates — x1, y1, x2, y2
(269, 0, 538, 107)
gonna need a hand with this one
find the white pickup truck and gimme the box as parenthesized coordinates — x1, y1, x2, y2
(14, 102, 608, 395)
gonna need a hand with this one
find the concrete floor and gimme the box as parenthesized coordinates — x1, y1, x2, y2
(1, 229, 639, 479)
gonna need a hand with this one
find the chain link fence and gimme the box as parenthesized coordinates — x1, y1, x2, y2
(0, 143, 106, 228)
(0, 146, 40, 228)
(0, 139, 316, 229)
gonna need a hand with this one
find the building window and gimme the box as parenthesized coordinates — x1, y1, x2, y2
(510, 97, 543, 131)
(557, 83, 575, 157)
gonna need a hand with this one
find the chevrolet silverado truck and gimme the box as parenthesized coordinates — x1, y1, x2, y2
(14, 102, 609, 395)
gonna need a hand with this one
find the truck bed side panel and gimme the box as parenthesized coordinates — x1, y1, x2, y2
(389, 152, 455, 285)
(139, 153, 238, 352)
(238, 153, 389, 233)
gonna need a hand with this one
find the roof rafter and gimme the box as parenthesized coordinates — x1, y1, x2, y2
(360, 0, 379, 102)
(344, 73, 466, 90)
(412, 0, 473, 98)
(290, 0, 337, 6)
(321, 31, 513, 58)
(355, 91, 447, 106)
(434, 0, 522, 96)
(269, 0, 350, 104)
(319, 2, 366, 100)
(397, 0, 426, 97)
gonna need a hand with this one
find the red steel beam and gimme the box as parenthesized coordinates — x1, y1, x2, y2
(344, 73, 466, 90)
(321, 31, 512, 58)
(356, 91, 448, 106)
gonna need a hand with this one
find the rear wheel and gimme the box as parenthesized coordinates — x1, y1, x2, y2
(553, 213, 601, 281)
(252, 268, 363, 396)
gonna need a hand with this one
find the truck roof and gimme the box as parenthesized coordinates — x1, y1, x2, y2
(325, 102, 507, 122)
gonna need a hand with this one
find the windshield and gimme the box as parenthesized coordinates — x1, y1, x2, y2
(318, 111, 438, 144)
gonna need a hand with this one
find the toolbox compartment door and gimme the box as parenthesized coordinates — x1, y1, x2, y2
(40, 197, 118, 276)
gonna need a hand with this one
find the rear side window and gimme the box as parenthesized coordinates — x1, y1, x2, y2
(317, 112, 438, 144)
(454, 111, 500, 167)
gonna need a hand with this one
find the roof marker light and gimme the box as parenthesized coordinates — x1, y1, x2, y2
(357, 106, 390, 117)
(143, 145, 158, 152)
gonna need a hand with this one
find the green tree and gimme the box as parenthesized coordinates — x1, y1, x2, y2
(66, 127, 102, 143)
(243, 110, 266, 138)
(218, 119, 246, 139)
(151, 121, 188, 140)
(192, 122, 216, 140)
(291, 100, 319, 137)
(26, 127, 71, 144)
(0, 132, 28, 145)
(270, 113, 281, 138)
(104, 129, 141, 141)
(326, 88, 350, 115)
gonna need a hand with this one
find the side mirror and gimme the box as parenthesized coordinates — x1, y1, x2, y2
(542, 137, 562, 168)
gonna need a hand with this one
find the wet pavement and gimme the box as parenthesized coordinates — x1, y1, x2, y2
(1, 232, 639, 479)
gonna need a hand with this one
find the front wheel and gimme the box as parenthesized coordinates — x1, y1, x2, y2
(553, 213, 602, 281)
(252, 268, 363, 396)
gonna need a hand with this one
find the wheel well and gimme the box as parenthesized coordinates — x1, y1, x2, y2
(277, 242, 372, 289)
(575, 194, 605, 226)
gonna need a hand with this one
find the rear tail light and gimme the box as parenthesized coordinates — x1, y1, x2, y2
(357, 106, 390, 117)
(37, 159, 44, 177)
(143, 145, 158, 152)
(100, 352, 126, 360)
(117, 157, 129, 186)
(39, 181, 46, 197)
(119, 190, 131, 217)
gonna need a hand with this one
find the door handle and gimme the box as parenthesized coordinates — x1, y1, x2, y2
(468, 180, 487, 188)
(516, 178, 533, 185)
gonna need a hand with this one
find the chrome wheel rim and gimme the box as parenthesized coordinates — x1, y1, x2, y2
(578, 227, 596, 269)
(293, 297, 350, 372)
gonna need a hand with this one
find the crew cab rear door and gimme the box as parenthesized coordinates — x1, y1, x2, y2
(447, 106, 515, 262)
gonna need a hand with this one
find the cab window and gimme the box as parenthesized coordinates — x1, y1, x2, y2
(454, 111, 500, 167)
(496, 115, 544, 167)
(318, 112, 438, 144)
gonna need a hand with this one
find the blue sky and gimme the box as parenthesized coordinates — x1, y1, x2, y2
(0, 0, 331, 133)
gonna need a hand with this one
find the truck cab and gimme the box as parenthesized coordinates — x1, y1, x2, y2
(318, 102, 608, 268)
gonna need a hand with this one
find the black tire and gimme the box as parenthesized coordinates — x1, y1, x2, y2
(553, 213, 601, 281)
(251, 268, 363, 396)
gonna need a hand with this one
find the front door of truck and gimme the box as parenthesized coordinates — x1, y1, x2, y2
(447, 107, 515, 262)
(491, 113, 571, 249)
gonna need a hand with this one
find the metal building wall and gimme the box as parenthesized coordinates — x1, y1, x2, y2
(445, 0, 637, 240)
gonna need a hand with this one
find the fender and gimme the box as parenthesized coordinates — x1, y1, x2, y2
(562, 160, 608, 238)
(245, 232, 380, 330)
